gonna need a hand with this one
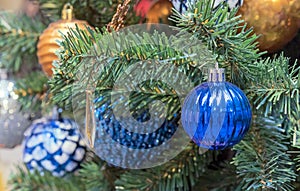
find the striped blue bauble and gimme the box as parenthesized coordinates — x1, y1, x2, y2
(181, 66, 252, 150)
(22, 118, 86, 177)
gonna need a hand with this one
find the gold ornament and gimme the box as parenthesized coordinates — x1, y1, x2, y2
(37, 3, 92, 76)
(287, 0, 300, 19)
(238, 0, 300, 53)
(146, 0, 173, 24)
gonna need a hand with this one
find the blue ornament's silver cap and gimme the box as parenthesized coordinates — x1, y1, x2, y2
(208, 63, 225, 82)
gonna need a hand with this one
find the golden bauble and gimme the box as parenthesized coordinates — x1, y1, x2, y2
(286, 0, 300, 19)
(238, 0, 300, 53)
(37, 4, 92, 76)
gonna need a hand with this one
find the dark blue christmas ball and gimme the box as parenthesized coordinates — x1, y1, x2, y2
(172, 0, 243, 14)
(181, 81, 252, 150)
(94, 96, 179, 150)
(22, 118, 86, 177)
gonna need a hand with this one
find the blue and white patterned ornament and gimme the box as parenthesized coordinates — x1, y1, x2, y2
(172, 0, 243, 14)
(171, 0, 194, 14)
(213, 0, 243, 9)
(181, 64, 251, 150)
(22, 118, 86, 177)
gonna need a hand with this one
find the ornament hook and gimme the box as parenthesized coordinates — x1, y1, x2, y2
(208, 62, 225, 82)
(52, 106, 63, 120)
(215, 62, 219, 69)
(62, 3, 73, 20)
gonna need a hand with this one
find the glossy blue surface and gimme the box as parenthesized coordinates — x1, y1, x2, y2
(23, 118, 86, 177)
(94, 97, 179, 150)
(181, 82, 252, 150)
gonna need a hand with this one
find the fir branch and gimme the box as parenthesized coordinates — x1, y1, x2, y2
(46, 2, 299, 190)
(0, 12, 45, 72)
(39, 0, 139, 28)
(290, 104, 300, 171)
(193, 162, 242, 191)
(247, 55, 300, 119)
(232, 116, 297, 191)
(9, 166, 84, 191)
(115, 144, 214, 191)
(14, 71, 49, 110)
(78, 162, 118, 191)
(49, 26, 100, 109)
(171, 0, 263, 85)
(50, 26, 215, 110)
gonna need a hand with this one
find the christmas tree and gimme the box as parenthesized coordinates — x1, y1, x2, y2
(0, 0, 300, 190)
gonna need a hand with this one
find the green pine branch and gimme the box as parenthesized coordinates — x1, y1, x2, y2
(49, 26, 100, 109)
(12, 0, 300, 190)
(0, 12, 45, 72)
(290, 104, 300, 171)
(232, 116, 297, 191)
(193, 162, 242, 191)
(115, 144, 214, 191)
(9, 166, 84, 191)
(247, 55, 300, 119)
(39, 0, 139, 27)
(49, 26, 215, 110)
(49, 0, 263, 112)
(78, 162, 118, 191)
(14, 71, 49, 110)
(172, 0, 263, 85)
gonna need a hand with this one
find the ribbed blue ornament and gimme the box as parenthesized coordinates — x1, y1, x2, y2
(181, 67, 251, 150)
(94, 96, 179, 150)
(22, 118, 86, 177)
